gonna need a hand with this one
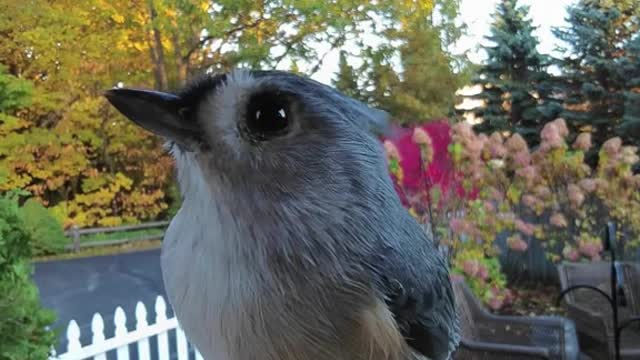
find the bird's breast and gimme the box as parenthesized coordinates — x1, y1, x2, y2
(160, 203, 266, 359)
(158, 196, 406, 360)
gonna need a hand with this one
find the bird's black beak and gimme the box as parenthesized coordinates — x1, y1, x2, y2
(104, 88, 202, 151)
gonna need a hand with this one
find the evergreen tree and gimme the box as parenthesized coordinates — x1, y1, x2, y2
(468, 0, 555, 146)
(619, 34, 640, 147)
(333, 50, 362, 100)
(553, 0, 640, 153)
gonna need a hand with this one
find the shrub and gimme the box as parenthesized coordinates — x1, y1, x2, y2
(446, 119, 640, 264)
(384, 118, 640, 308)
(50, 172, 169, 229)
(0, 191, 57, 359)
(383, 121, 512, 309)
(19, 198, 68, 255)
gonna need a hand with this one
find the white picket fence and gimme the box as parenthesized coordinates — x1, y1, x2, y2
(50, 296, 204, 360)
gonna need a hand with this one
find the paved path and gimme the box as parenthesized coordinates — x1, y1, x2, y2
(33, 249, 175, 355)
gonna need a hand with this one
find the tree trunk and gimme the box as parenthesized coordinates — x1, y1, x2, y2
(148, 0, 169, 91)
(99, 112, 115, 174)
(172, 31, 188, 87)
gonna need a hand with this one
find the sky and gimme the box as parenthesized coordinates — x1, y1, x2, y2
(308, 0, 576, 85)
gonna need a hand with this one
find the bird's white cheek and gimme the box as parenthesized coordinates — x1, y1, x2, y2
(198, 69, 257, 160)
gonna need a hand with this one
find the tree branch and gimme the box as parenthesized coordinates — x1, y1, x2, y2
(183, 19, 265, 61)
(308, 34, 348, 75)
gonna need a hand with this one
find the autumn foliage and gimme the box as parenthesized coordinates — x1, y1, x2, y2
(384, 118, 640, 309)
(1, 0, 466, 230)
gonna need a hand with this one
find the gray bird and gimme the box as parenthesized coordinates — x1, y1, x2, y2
(105, 69, 460, 360)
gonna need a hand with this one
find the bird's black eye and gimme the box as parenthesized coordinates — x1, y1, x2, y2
(244, 92, 290, 141)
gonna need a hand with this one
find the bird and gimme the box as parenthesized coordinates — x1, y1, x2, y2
(105, 69, 460, 360)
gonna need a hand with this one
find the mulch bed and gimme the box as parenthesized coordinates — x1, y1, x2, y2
(496, 282, 568, 317)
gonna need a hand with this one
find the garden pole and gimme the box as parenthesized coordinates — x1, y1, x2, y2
(606, 222, 620, 360)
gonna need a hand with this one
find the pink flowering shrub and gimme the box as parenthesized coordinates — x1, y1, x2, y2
(383, 120, 471, 232)
(383, 120, 511, 309)
(383, 118, 640, 310)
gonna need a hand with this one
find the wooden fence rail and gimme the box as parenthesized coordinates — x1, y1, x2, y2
(64, 220, 170, 251)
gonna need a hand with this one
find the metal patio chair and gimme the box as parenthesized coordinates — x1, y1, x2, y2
(558, 261, 640, 359)
(451, 278, 581, 360)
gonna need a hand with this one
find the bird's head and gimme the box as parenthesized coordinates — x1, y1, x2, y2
(105, 69, 391, 203)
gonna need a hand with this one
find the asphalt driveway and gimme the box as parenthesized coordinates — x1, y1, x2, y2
(33, 249, 176, 355)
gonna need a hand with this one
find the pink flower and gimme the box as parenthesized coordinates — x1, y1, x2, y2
(578, 178, 597, 193)
(483, 201, 496, 212)
(466, 136, 485, 155)
(489, 142, 507, 159)
(603, 137, 622, 155)
(531, 150, 545, 164)
(488, 296, 504, 310)
(516, 165, 537, 180)
(384, 140, 400, 160)
(540, 122, 564, 150)
(522, 194, 539, 210)
(462, 259, 479, 277)
(412, 127, 431, 145)
(578, 240, 602, 258)
(553, 118, 569, 137)
(573, 133, 592, 151)
(550, 213, 568, 228)
(512, 150, 531, 167)
(514, 219, 536, 236)
(489, 132, 503, 143)
(593, 178, 608, 191)
(421, 147, 434, 165)
(487, 133, 507, 158)
(540, 122, 558, 140)
(488, 187, 504, 202)
(623, 174, 635, 187)
(503, 289, 515, 304)
(449, 218, 466, 234)
(505, 133, 528, 152)
(567, 184, 585, 207)
(478, 133, 489, 144)
(562, 245, 580, 261)
(477, 265, 489, 280)
(534, 185, 551, 198)
(507, 234, 528, 252)
(621, 146, 639, 165)
(451, 122, 474, 143)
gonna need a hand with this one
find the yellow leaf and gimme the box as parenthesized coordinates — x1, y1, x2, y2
(112, 14, 125, 24)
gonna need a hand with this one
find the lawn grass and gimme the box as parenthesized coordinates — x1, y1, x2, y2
(34, 238, 163, 262)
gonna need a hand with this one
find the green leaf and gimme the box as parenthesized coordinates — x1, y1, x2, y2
(507, 185, 521, 204)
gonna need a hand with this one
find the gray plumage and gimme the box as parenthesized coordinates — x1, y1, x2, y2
(105, 69, 460, 360)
